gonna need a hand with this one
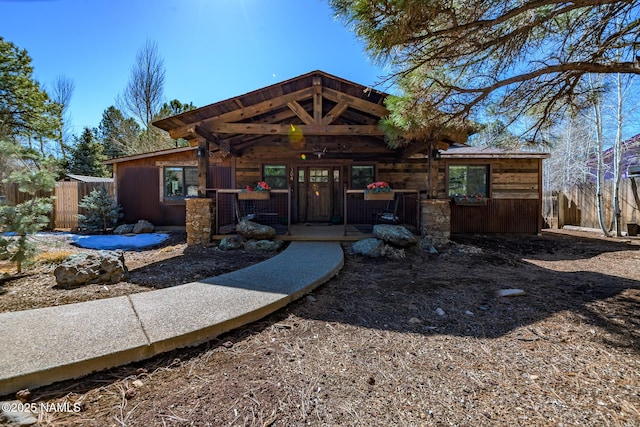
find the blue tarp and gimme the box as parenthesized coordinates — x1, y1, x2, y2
(71, 233, 170, 250)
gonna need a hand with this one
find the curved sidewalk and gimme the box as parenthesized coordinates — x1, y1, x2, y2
(0, 242, 344, 397)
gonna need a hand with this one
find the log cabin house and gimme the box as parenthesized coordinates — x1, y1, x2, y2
(105, 71, 549, 244)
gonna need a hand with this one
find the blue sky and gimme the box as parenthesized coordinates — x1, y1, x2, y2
(2, 0, 388, 136)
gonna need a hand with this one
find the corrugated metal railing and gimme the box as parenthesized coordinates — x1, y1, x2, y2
(343, 188, 421, 235)
(451, 198, 539, 234)
(210, 188, 291, 235)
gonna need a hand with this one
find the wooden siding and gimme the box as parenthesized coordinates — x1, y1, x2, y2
(441, 158, 543, 234)
(377, 160, 428, 189)
(439, 158, 540, 199)
(237, 143, 428, 189)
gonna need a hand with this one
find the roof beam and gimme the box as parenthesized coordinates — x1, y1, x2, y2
(189, 125, 241, 156)
(168, 87, 315, 139)
(287, 100, 314, 125)
(398, 140, 427, 159)
(322, 87, 388, 117)
(321, 100, 349, 125)
(313, 76, 322, 124)
(207, 123, 384, 136)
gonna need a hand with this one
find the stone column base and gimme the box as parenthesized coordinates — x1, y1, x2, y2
(421, 198, 451, 245)
(186, 198, 215, 246)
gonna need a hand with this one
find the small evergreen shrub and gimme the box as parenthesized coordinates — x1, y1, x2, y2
(77, 188, 123, 233)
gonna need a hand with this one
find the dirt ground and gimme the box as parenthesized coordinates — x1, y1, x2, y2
(0, 232, 275, 314)
(1, 230, 639, 426)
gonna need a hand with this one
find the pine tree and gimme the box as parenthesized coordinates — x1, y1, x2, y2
(0, 142, 55, 274)
(0, 37, 59, 143)
(67, 127, 108, 177)
(77, 187, 122, 233)
(97, 106, 140, 158)
(331, 0, 640, 143)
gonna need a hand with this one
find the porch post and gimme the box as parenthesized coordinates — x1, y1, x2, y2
(186, 198, 214, 245)
(421, 198, 450, 246)
(428, 140, 439, 199)
(197, 137, 209, 197)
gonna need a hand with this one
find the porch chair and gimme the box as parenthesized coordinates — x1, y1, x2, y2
(375, 193, 401, 224)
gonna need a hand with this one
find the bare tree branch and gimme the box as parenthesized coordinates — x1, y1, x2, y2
(120, 39, 165, 130)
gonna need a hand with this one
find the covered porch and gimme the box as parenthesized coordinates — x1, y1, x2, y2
(206, 187, 421, 238)
(151, 71, 463, 245)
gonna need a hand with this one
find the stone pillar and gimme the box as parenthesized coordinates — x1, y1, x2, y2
(186, 198, 215, 246)
(421, 198, 450, 245)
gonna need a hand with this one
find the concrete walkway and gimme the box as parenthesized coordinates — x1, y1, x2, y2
(0, 242, 344, 397)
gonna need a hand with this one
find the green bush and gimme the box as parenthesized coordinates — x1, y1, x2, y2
(77, 188, 122, 233)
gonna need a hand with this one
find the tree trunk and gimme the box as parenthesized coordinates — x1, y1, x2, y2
(592, 87, 612, 237)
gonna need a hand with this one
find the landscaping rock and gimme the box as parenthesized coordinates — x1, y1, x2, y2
(54, 250, 128, 288)
(380, 244, 406, 259)
(417, 238, 438, 254)
(351, 238, 385, 257)
(218, 235, 245, 251)
(373, 224, 418, 247)
(133, 220, 154, 234)
(243, 239, 283, 252)
(452, 243, 483, 256)
(237, 220, 276, 240)
(113, 224, 134, 234)
(496, 288, 526, 297)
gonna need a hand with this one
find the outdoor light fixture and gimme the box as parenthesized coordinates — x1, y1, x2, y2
(432, 149, 442, 160)
(312, 147, 327, 159)
(196, 147, 207, 158)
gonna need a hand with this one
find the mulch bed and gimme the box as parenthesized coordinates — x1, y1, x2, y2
(2, 230, 639, 426)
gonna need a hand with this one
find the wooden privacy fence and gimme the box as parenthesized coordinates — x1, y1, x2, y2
(3, 181, 114, 230)
(543, 179, 640, 230)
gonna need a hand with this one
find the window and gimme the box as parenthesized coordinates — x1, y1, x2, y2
(448, 165, 489, 197)
(263, 165, 287, 189)
(309, 168, 329, 183)
(164, 166, 198, 199)
(351, 165, 374, 189)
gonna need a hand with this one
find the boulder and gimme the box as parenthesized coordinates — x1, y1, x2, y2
(417, 238, 438, 254)
(237, 220, 276, 240)
(373, 224, 417, 247)
(113, 224, 134, 235)
(133, 220, 154, 234)
(54, 250, 128, 289)
(351, 238, 385, 257)
(218, 235, 245, 251)
(243, 239, 283, 252)
(380, 244, 406, 260)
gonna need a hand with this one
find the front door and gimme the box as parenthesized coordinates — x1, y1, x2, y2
(298, 167, 332, 222)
